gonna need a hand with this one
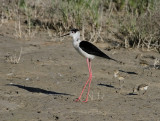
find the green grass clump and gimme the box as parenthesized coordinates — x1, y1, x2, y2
(1, 0, 160, 52)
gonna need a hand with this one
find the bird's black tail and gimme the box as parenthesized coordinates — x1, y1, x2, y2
(104, 55, 124, 64)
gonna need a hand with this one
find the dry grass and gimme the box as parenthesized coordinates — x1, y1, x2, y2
(5, 47, 23, 64)
(0, 0, 160, 52)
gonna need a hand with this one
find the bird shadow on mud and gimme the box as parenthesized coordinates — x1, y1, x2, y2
(6, 83, 72, 96)
(118, 70, 138, 75)
(98, 83, 115, 88)
(127, 93, 138, 95)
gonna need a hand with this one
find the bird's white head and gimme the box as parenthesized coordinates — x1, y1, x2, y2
(69, 28, 80, 38)
(61, 28, 80, 41)
(69, 29, 80, 42)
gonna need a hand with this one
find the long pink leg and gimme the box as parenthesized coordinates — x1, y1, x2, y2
(75, 59, 92, 102)
(83, 60, 92, 102)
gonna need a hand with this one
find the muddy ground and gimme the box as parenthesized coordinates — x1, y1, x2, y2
(0, 22, 160, 121)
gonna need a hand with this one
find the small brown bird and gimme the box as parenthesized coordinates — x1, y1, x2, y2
(135, 54, 150, 67)
(133, 84, 149, 95)
(114, 70, 125, 88)
(139, 59, 149, 67)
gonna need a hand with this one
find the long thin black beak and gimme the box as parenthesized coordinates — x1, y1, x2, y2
(60, 33, 70, 37)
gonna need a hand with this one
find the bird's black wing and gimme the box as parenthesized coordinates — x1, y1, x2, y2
(79, 41, 123, 64)
(79, 41, 111, 59)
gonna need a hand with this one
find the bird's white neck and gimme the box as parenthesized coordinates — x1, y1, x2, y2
(71, 32, 81, 50)
(72, 37, 81, 48)
(72, 31, 81, 42)
(73, 36, 81, 42)
(71, 31, 81, 47)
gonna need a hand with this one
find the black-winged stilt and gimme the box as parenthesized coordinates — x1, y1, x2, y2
(61, 28, 121, 102)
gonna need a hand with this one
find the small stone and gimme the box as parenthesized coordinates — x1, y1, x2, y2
(37, 111, 41, 113)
